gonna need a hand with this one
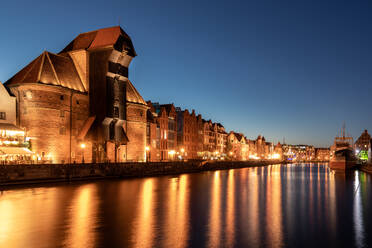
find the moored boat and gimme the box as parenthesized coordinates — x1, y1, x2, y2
(329, 125, 357, 170)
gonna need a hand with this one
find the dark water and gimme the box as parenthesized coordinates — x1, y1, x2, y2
(0, 163, 371, 248)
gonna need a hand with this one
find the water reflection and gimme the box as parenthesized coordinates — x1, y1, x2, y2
(163, 175, 189, 248)
(0, 199, 13, 246)
(0, 164, 371, 248)
(353, 171, 365, 247)
(131, 178, 156, 248)
(265, 165, 283, 247)
(246, 167, 260, 247)
(207, 171, 221, 248)
(225, 170, 235, 247)
(64, 184, 99, 248)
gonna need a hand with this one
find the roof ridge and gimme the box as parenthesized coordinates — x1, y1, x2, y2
(127, 79, 146, 105)
(77, 26, 120, 36)
(45, 52, 62, 86)
(37, 52, 46, 82)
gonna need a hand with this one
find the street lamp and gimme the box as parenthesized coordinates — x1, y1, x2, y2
(145, 146, 150, 162)
(80, 143, 86, 163)
(180, 148, 185, 160)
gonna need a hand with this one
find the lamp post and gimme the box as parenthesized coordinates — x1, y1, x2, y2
(80, 143, 86, 164)
(180, 148, 185, 160)
(145, 146, 150, 162)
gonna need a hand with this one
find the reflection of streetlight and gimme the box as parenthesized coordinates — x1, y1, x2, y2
(80, 143, 86, 163)
(145, 146, 150, 162)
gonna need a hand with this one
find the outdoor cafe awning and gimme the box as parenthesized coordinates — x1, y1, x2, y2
(0, 147, 33, 155)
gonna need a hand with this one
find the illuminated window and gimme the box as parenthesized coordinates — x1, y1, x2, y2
(0, 112, 6, 120)
(24, 90, 32, 99)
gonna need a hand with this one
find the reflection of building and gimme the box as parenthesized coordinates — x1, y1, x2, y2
(0, 82, 32, 163)
(4, 26, 148, 163)
(355, 130, 371, 161)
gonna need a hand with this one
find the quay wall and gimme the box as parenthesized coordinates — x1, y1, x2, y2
(0, 160, 285, 186)
(360, 164, 372, 174)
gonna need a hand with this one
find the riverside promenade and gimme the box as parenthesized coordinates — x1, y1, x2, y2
(0, 160, 284, 186)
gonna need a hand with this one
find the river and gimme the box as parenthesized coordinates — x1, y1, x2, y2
(0, 163, 371, 248)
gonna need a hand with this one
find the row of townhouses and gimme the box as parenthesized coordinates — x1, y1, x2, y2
(0, 26, 342, 164)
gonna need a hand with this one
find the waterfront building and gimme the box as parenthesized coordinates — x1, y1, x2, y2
(146, 108, 158, 162)
(216, 123, 228, 156)
(146, 102, 177, 161)
(369, 139, 372, 164)
(265, 142, 274, 159)
(227, 132, 249, 160)
(176, 108, 198, 159)
(355, 130, 371, 161)
(198, 120, 227, 159)
(0, 82, 32, 163)
(4, 26, 148, 163)
(273, 142, 283, 160)
(283, 144, 315, 161)
(315, 148, 330, 161)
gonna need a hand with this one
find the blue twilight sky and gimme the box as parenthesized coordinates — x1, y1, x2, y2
(0, 0, 371, 147)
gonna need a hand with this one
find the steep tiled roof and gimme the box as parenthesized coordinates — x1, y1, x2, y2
(61, 26, 137, 56)
(160, 104, 175, 115)
(5, 51, 86, 92)
(232, 132, 245, 142)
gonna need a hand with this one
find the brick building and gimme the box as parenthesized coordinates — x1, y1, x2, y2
(199, 120, 227, 159)
(273, 142, 283, 160)
(315, 148, 330, 161)
(227, 132, 249, 160)
(176, 108, 199, 159)
(146, 102, 177, 161)
(4, 26, 148, 163)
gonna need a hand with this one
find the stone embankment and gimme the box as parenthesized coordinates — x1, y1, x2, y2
(360, 164, 372, 174)
(0, 160, 283, 186)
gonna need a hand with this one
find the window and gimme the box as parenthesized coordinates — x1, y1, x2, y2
(60, 95, 64, 100)
(76, 100, 80, 105)
(60, 110, 65, 117)
(0, 112, 6, 120)
(114, 107, 119, 118)
(24, 90, 32, 99)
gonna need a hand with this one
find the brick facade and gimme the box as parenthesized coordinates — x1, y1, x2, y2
(5, 26, 148, 163)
